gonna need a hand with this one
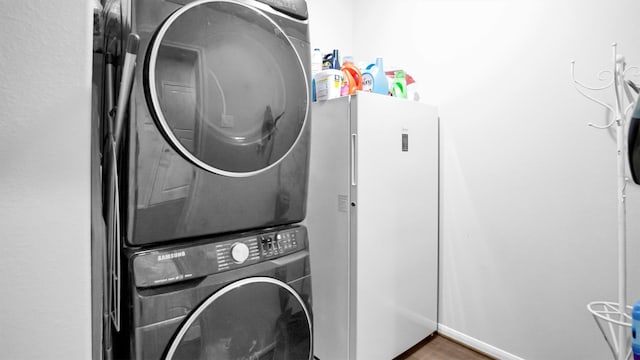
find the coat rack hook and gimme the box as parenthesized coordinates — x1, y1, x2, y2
(587, 121, 616, 130)
(570, 61, 616, 115)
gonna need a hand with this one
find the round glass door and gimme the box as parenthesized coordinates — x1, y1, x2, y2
(145, 0, 309, 177)
(164, 277, 312, 360)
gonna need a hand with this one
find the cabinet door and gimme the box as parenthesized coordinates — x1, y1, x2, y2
(355, 93, 439, 359)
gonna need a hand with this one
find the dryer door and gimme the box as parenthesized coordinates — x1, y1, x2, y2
(164, 277, 312, 360)
(144, 0, 309, 177)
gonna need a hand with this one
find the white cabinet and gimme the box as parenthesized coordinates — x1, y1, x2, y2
(306, 92, 439, 360)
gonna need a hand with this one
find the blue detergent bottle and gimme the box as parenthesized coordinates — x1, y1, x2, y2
(633, 300, 640, 360)
(361, 57, 389, 95)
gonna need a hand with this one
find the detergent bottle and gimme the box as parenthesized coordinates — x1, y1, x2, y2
(312, 48, 323, 75)
(340, 57, 363, 96)
(392, 70, 408, 99)
(361, 57, 389, 95)
(311, 48, 322, 101)
(322, 49, 342, 70)
(331, 49, 341, 69)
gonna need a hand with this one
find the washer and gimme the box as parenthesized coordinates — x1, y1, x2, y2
(115, 225, 313, 359)
(105, 0, 311, 246)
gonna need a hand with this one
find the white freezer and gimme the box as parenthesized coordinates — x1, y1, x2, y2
(306, 92, 439, 360)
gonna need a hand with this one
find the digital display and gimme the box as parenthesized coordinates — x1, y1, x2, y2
(260, 231, 299, 257)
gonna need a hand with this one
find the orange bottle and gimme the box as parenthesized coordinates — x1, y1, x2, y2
(340, 60, 363, 96)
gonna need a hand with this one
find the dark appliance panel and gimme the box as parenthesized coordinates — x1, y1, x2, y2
(121, 0, 311, 246)
(117, 226, 313, 360)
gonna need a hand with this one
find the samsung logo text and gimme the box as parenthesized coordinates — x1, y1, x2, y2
(158, 251, 186, 261)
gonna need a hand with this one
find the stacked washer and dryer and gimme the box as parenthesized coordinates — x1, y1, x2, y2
(99, 1, 313, 359)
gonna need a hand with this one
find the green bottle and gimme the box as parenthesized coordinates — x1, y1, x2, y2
(392, 70, 408, 99)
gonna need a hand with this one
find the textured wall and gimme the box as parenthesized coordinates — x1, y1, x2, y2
(0, 1, 93, 359)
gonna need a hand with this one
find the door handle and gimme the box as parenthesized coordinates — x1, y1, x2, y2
(351, 133, 357, 186)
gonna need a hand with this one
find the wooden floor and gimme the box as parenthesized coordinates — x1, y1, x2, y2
(394, 334, 494, 360)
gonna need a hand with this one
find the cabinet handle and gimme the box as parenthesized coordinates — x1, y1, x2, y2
(351, 133, 357, 186)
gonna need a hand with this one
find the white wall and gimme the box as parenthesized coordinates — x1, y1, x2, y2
(312, 0, 640, 359)
(307, 0, 354, 60)
(0, 1, 93, 359)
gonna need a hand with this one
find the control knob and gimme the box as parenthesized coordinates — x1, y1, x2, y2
(230, 242, 250, 264)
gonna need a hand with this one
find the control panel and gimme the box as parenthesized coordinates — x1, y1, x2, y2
(215, 238, 260, 271)
(259, 230, 299, 257)
(133, 226, 306, 288)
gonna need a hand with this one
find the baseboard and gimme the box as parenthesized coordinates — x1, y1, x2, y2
(437, 324, 525, 360)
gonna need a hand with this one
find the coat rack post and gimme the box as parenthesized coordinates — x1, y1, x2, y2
(572, 43, 638, 360)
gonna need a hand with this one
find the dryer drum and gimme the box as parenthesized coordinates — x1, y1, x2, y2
(143, 0, 309, 177)
(163, 277, 313, 360)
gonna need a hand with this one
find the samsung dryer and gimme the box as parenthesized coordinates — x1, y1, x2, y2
(115, 225, 313, 359)
(106, 0, 311, 246)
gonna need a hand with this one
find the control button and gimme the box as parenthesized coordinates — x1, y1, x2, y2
(230, 242, 250, 264)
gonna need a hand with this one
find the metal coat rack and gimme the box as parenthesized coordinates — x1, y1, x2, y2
(571, 43, 639, 360)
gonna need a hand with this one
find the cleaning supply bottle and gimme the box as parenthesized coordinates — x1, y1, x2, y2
(311, 48, 323, 101)
(322, 49, 341, 70)
(312, 48, 323, 75)
(340, 75, 350, 96)
(322, 52, 333, 70)
(340, 57, 362, 96)
(392, 70, 408, 99)
(331, 49, 340, 70)
(361, 57, 389, 95)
